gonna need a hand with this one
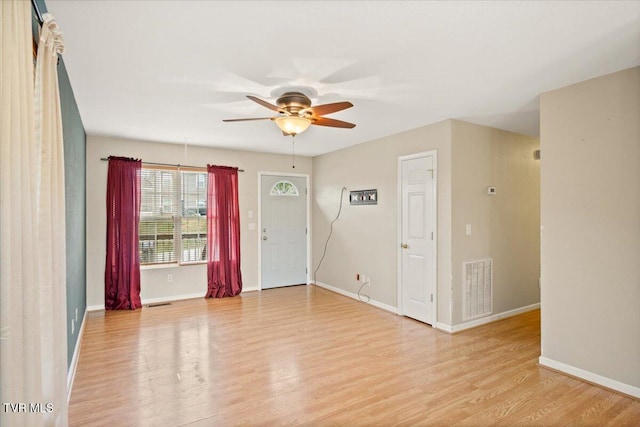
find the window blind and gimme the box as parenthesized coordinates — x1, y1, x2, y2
(140, 168, 179, 264)
(139, 166, 208, 265)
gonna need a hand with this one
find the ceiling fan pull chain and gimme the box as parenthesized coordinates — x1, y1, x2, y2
(291, 136, 296, 169)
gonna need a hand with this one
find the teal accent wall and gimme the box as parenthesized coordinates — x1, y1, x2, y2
(35, 0, 87, 368)
(59, 60, 87, 368)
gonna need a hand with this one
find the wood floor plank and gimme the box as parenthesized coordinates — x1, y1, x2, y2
(68, 285, 638, 426)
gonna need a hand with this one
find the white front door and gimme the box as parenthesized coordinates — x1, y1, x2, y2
(260, 175, 308, 289)
(399, 153, 437, 325)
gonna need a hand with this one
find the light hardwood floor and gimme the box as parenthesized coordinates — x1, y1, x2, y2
(69, 285, 639, 426)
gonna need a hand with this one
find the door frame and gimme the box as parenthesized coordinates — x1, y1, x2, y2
(396, 150, 438, 325)
(257, 171, 311, 290)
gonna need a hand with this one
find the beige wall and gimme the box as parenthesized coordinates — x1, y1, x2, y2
(451, 120, 540, 325)
(312, 120, 454, 325)
(89, 119, 541, 332)
(86, 135, 312, 308)
(540, 67, 640, 393)
(312, 119, 541, 329)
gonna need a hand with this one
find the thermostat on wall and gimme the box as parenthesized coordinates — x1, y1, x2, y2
(487, 186, 497, 195)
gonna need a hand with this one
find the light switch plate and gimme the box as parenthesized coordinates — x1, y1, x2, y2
(350, 189, 378, 205)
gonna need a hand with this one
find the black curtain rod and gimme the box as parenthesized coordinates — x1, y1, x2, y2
(100, 157, 244, 172)
(31, 0, 44, 25)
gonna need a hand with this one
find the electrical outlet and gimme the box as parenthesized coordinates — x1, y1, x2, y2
(167, 274, 173, 282)
(71, 319, 75, 334)
(361, 274, 367, 283)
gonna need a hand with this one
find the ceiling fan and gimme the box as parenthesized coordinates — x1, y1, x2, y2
(223, 91, 356, 136)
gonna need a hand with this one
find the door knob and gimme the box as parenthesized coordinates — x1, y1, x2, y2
(401, 243, 409, 249)
(263, 236, 268, 241)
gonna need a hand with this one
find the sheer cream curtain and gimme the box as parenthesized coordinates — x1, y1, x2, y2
(34, 12, 68, 426)
(0, 2, 68, 425)
(0, 2, 41, 425)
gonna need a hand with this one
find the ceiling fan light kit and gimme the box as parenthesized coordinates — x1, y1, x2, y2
(223, 90, 356, 137)
(275, 116, 312, 136)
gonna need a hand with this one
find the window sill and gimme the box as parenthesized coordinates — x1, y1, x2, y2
(140, 261, 207, 270)
(179, 261, 207, 267)
(141, 263, 178, 270)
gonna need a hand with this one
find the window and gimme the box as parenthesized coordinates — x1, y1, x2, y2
(139, 166, 207, 265)
(270, 180, 299, 196)
(181, 171, 207, 263)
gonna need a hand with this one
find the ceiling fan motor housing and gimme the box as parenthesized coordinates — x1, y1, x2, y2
(277, 92, 312, 115)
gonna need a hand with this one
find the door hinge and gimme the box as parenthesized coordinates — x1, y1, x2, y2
(427, 169, 434, 178)
(306, 268, 308, 274)
(430, 294, 433, 303)
(431, 232, 434, 240)
(305, 227, 308, 235)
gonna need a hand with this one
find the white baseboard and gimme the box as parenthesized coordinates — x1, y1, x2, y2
(142, 292, 205, 306)
(313, 281, 397, 314)
(67, 309, 87, 402)
(88, 287, 259, 312)
(87, 293, 205, 311)
(436, 322, 454, 333)
(145, 288, 259, 302)
(445, 303, 540, 334)
(539, 356, 640, 399)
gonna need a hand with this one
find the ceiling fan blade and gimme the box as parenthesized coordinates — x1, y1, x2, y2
(307, 101, 353, 117)
(247, 95, 281, 112)
(222, 117, 275, 122)
(312, 117, 356, 129)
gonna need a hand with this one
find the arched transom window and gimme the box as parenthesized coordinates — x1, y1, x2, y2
(270, 180, 299, 196)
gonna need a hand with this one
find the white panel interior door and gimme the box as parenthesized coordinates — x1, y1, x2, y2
(400, 155, 436, 324)
(261, 175, 307, 289)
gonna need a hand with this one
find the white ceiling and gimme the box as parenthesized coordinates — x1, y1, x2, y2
(46, 1, 640, 157)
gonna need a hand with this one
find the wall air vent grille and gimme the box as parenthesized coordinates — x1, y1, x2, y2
(463, 258, 493, 321)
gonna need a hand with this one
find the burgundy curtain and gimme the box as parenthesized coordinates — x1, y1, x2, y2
(206, 165, 242, 298)
(105, 157, 142, 310)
